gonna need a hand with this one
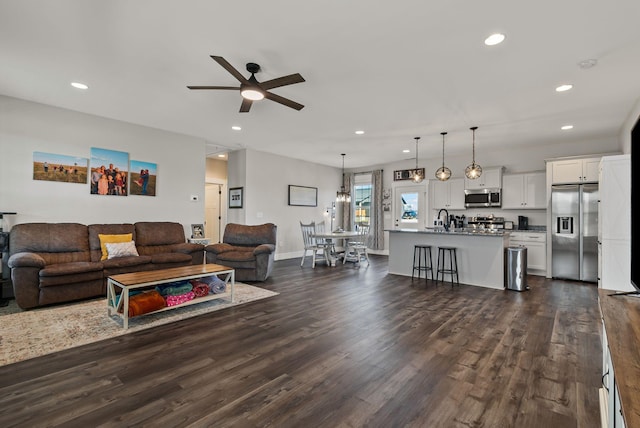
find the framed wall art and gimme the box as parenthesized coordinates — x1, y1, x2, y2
(33, 152, 88, 184)
(89, 147, 129, 196)
(229, 187, 243, 208)
(130, 160, 157, 196)
(288, 185, 317, 207)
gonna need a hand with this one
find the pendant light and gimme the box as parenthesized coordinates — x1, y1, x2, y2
(412, 137, 424, 183)
(336, 153, 351, 202)
(435, 131, 451, 181)
(465, 126, 483, 179)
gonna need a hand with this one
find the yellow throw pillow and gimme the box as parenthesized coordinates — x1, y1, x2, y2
(98, 233, 133, 261)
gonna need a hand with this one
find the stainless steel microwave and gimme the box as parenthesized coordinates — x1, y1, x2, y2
(464, 188, 501, 208)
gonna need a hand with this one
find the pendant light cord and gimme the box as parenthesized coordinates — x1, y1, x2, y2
(470, 126, 478, 166)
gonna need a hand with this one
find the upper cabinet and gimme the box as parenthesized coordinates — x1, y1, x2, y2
(464, 167, 503, 190)
(431, 178, 465, 210)
(502, 172, 546, 209)
(550, 157, 601, 184)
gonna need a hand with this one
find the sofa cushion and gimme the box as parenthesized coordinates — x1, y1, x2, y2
(9, 223, 91, 264)
(98, 233, 133, 260)
(106, 241, 139, 259)
(222, 223, 277, 247)
(88, 224, 135, 262)
(101, 254, 152, 268)
(39, 262, 104, 287)
(39, 261, 104, 277)
(135, 222, 185, 246)
(149, 252, 192, 264)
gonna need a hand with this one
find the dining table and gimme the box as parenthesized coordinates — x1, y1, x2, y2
(311, 231, 361, 267)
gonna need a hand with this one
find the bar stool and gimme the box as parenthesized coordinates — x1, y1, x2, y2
(436, 246, 459, 287)
(412, 245, 433, 281)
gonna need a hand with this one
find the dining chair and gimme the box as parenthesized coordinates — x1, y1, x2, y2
(343, 225, 370, 265)
(315, 220, 336, 255)
(300, 221, 328, 268)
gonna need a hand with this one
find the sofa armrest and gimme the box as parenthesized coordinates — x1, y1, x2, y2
(206, 243, 234, 254)
(8, 252, 46, 269)
(254, 244, 275, 255)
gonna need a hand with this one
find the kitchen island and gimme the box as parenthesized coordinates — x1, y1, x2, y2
(388, 229, 509, 289)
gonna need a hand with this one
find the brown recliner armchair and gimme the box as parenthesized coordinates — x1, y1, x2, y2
(205, 223, 277, 282)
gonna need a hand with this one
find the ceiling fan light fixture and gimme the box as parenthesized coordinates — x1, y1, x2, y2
(240, 87, 264, 101)
(465, 126, 483, 180)
(435, 131, 451, 181)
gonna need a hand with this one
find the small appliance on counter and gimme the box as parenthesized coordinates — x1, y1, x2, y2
(518, 215, 528, 230)
(504, 220, 514, 230)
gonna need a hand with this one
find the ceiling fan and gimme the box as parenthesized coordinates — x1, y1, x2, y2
(187, 55, 305, 113)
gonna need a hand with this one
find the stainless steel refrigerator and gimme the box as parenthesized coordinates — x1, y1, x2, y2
(551, 184, 599, 282)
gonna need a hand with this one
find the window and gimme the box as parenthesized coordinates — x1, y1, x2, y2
(354, 175, 372, 227)
(400, 191, 419, 223)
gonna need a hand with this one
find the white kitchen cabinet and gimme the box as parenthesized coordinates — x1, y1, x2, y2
(431, 178, 464, 210)
(502, 172, 546, 209)
(550, 157, 601, 184)
(464, 167, 502, 190)
(509, 232, 546, 274)
(598, 155, 632, 291)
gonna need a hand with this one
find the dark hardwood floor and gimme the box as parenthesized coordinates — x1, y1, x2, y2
(0, 255, 602, 427)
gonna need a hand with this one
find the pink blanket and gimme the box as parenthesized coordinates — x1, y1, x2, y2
(165, 291, 195, 307)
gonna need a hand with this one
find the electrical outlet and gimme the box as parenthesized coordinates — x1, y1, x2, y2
(190, 195, 198, 202)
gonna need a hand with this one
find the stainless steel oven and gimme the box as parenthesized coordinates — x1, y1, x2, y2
(464, 188, 501, 208)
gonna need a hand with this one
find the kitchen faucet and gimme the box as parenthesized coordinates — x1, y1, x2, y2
(437, 208, 450, 231)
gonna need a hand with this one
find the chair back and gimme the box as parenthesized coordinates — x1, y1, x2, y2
(300, 221, 316, 250)
(354, 225, 370, 246)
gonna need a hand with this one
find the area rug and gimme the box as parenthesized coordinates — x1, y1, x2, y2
(0, 283, 278, 367)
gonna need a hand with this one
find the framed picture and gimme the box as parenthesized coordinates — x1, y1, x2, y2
(130, 160, 157, 196)
(229, 187, 243, 208)
(89, 147, 129, 196)
(191, 224, 204, 238)
(33, 152, 88, 184)
(288, 185, 317, 207)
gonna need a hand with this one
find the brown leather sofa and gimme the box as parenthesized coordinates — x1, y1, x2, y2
(205, 223, 276, 282)
(8, 222, 204, 309)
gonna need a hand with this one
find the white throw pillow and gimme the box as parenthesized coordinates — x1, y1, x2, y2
(105, 241, 139, 259)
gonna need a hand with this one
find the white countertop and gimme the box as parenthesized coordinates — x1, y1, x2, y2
(387, 228, 509, 237)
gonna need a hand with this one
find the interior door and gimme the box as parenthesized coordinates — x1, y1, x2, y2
(205, 183, 222, 243)
(395, 185, 425, 230)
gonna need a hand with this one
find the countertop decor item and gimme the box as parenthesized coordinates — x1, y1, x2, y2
(412, 137, 424, 183)
(435, 131, 451, 181)
(465, 126, 483, 180)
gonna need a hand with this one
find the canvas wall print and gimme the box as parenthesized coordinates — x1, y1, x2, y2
(129, 160, 157, 196)
(89, 148, 129, 196)
(33, 152, 88, 184)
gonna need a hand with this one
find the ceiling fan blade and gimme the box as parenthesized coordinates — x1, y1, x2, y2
(187, 85, 240, 90)
(259, 73, 305, 90)
(239, 98, 253, 113)
(264, 91, 304, 111)
(211, 55, 249, 83)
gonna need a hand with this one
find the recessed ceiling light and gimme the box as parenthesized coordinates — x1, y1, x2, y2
(355, 130, 365, 135)
(402, 149, 410, 153)
(556, 84, 573, 92)
(71, 82, 88, 90)
(231, 126, 241, 131)
(561, 125, 574, 130)
(484, 33, 505, 46)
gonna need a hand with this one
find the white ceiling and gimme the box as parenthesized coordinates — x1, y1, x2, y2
(2, 0, 640, 168)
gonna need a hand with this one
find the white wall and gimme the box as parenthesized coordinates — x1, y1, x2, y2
(620, 97, 640, 154)
(228, 149, 340, 259)
(0, 95, 206, 236)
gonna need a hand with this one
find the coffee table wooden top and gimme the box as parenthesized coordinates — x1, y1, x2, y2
(108, 264, 233, 286)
